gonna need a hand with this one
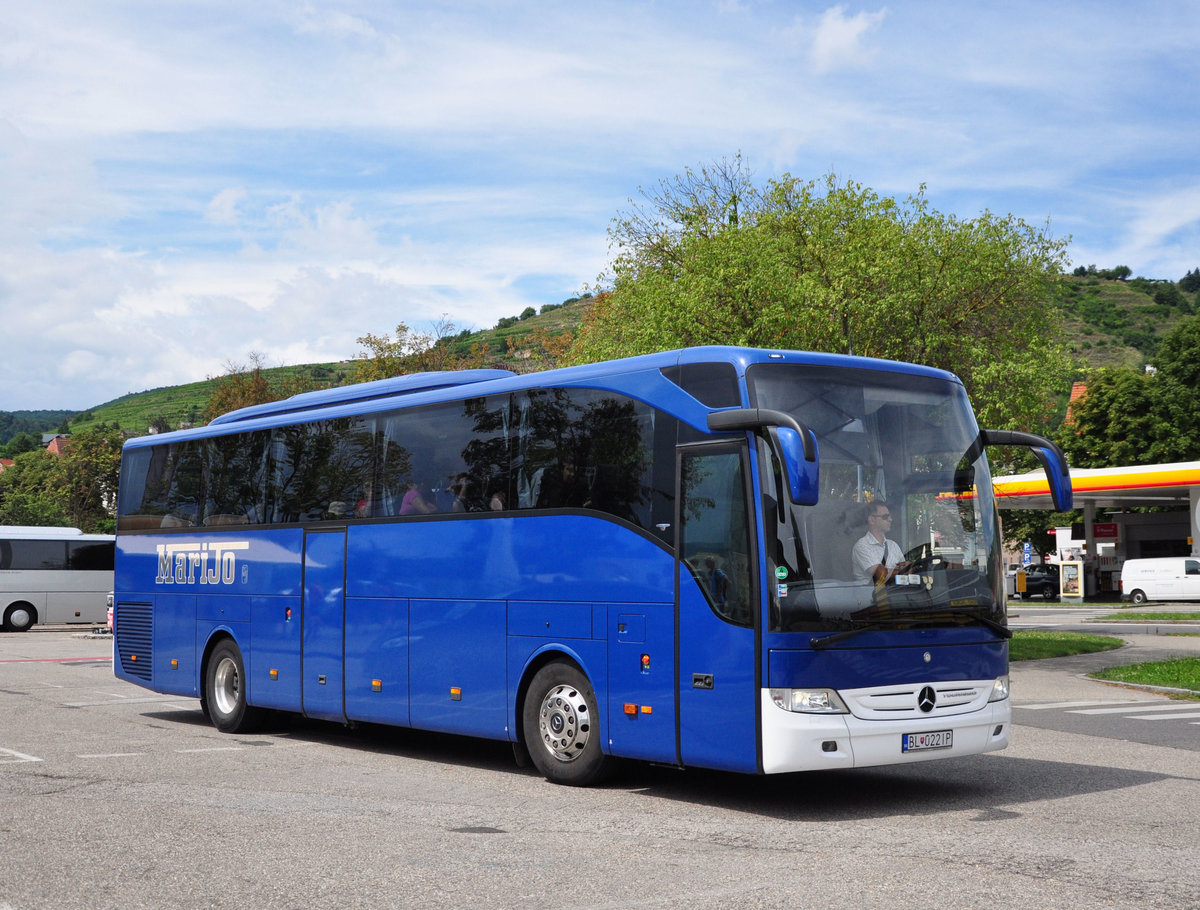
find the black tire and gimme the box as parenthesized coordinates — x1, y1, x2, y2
(522, 662, 610, 786)
(1042, 583, 1055, 600)
(1130, 589, 1148, 606)
(204, 639, 263, 733)
(2, 602, 36, 632)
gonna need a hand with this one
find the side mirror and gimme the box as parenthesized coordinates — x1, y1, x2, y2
(774, 426, 820, 506)
(980, 429, 1073, 511)
(707, 407, 820, 506)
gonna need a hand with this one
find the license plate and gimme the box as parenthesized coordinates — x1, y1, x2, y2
(902, 730, 953, 752)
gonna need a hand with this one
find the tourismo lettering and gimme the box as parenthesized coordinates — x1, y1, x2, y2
(155, 541, 250, 585)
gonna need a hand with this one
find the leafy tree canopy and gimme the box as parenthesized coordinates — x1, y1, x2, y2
(1061, 311, 1200, 467)
(0, 424, 124, 532)
(204, 353, 316, 423)
(568, 160, 1074, 430)
(353, 317, 492, 383)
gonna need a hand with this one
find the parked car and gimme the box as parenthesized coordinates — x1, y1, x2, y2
(1018, 564, 1060, 600)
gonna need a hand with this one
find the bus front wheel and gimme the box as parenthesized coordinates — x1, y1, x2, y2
(2, 602, 35, 632)
(522, 662, 610, 786)
(204, 639, 263, 733)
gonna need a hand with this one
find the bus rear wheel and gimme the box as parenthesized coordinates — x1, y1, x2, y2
(3, 602, 36, 632)
(522, 662, 610, 786)
(204, 639, 264, 733)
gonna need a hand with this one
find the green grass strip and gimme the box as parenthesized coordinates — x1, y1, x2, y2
(1009, 630, 1125, 661)
(1090, 657, 1200, 696)
(1092, 612, 1200, 622)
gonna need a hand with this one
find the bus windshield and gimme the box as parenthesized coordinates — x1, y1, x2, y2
(747, 363, 1004, 636)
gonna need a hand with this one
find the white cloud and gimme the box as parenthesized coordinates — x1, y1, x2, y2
(809, 5, 887, 74)
(1, 1, 1199, 411)
(205, 188, 247, 227)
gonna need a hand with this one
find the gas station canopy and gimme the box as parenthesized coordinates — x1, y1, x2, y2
(992, 461, 1200, 565)
(993, 461, 1200, 510)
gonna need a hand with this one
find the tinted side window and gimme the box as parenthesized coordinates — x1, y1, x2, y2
(205, 432, 271, 524)
(662, 362, 742, 408)
(267, 417, 377, 522)
(69, 541, 115, 571)
(117, 389, 676, 535)
(378, 395, 510, 516)
(680, 447, 753, 626)
(515, 388, 671, 531)
(0, 540, 68, 570)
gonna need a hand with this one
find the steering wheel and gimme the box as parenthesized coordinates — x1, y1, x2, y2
(903, 543, 941, 575)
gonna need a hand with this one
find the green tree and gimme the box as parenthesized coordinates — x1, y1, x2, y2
(1001, 509, 1073, 559)
(0, 450, 69, 527)
(354, 317, 489, 382)
(205, 353, 315, 423)
(1, 431, 41, 458)
(57, 425, 125, 532)
(1061, 312, 1200, 467)
(0, 425, 125, 532)
(570, 165, 1073, 430)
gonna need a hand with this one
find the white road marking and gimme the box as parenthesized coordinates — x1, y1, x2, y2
(1070, 703, 1200, 715)
(0, 747, 43, 763)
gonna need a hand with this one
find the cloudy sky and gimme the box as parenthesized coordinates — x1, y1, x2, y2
(2, 1, 1198, 411)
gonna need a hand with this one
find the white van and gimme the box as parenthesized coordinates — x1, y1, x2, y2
(1120, 557, 1200, 605)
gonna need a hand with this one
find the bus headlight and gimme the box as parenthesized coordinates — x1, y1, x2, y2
(770, 688, 849, 714)
(988, 675, 1010, 702)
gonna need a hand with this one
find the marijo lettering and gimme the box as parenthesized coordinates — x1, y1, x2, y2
(155, 541, 250, 585)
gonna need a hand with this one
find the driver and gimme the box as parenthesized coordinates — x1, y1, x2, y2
(852, 501, 910, 584)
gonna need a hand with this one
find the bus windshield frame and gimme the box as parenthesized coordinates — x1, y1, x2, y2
(747, 362, 1005, 637)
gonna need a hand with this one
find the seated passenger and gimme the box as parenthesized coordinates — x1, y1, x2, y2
(399, 481, 437, 515)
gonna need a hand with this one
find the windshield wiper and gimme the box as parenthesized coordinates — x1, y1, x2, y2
(810, 623, 885, 649)
(959, 611, 1013, 639)
(810, 609, 1012, 648)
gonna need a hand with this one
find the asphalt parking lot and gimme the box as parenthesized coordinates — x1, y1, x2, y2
(2, 623, 1198, 910)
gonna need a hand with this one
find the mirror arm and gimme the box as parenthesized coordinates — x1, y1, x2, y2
(707, 408, 816, 461)
(979, 429, 1073, 511)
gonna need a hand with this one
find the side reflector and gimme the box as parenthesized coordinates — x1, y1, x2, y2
(623, 704, 638, 715)
(269, 669, 279, 681)
(641, 705, 652, 714)
(450, 687, 462, 701)
(170, 659, 179, 669)
(372, 679, 383, 692)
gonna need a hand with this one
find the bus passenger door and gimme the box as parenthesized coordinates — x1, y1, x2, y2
(302, 529, 347, 723)
(676, 444, 760, 773)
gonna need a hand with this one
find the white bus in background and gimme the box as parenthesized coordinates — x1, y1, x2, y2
(0, 526, 115, 631)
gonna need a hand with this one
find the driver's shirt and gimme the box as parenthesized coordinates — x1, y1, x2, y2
(852, 532, 906, 581)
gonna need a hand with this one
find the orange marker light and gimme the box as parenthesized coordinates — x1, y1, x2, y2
(623, 703, 638, 715)
(641, 705, 653, 714)
(170, 659, 179, 669)
(269, 669, 279, 680)
(372, 679, 383, 692)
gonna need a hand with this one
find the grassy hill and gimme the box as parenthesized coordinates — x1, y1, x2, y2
(1055, 272, 1197, 369)
(63, 298, 591, 436)
(32, 275, 1200, 438)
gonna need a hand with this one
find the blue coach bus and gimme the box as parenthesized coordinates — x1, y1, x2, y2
(112, 346, 1071, 785)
